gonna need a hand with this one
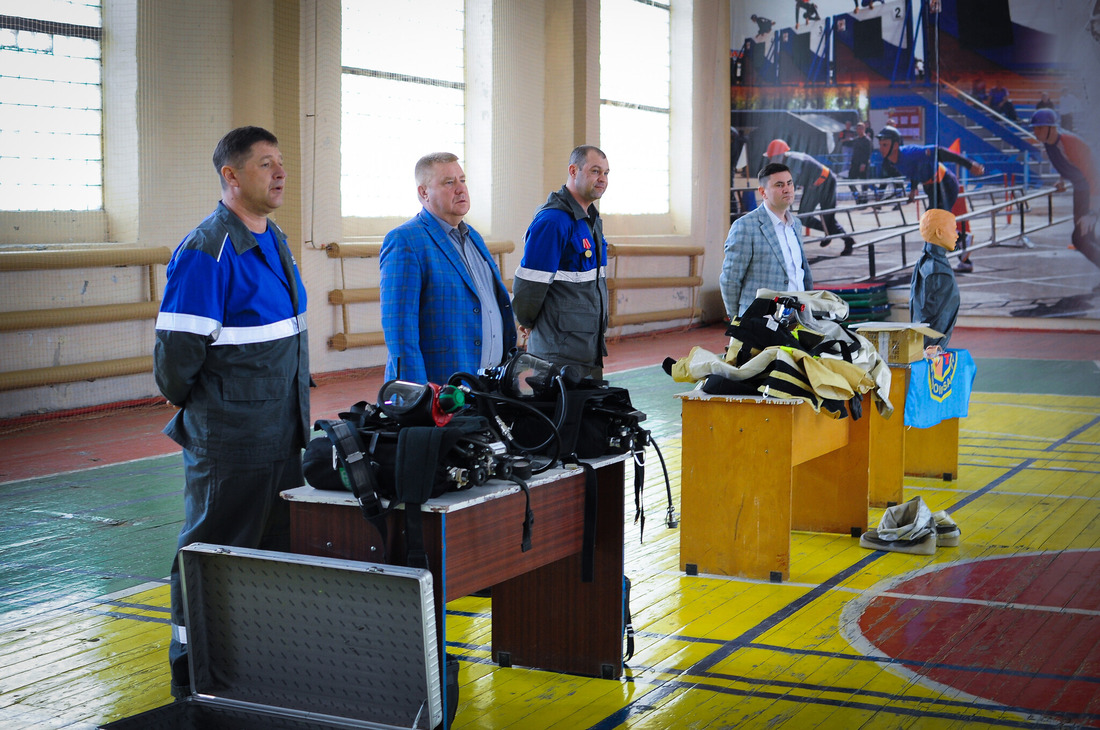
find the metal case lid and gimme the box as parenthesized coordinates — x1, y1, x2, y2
(180, 544, 441, 729)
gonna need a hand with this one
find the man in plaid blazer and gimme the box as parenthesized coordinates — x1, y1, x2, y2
(380, 152, 516, 385)
(720, 162, 814, 318)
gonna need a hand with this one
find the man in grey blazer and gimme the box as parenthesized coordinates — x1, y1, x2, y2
(720, 162, 813, 318)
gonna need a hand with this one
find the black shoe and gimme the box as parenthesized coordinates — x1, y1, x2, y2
(819, 239, 831, 247)
(841, 238, 855, 256)
(955, 259, 973, 273)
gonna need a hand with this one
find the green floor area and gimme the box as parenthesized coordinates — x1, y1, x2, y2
(0, 456, 183, 620)
(606, 365, 690, 441)
(972, 357, 1100, 396)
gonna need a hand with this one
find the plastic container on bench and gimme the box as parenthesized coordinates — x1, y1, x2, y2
(815, 282, 890, 323)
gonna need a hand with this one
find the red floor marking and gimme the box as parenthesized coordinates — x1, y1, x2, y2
(857, 552, 1100, 727)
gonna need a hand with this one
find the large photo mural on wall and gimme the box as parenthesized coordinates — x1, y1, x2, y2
(729, 0, 1100, 321)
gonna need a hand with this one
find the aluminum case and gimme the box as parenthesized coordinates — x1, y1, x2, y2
(100, 543, 442, 730)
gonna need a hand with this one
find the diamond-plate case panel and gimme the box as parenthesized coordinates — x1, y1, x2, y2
(102, 702, 374, 729)
(180, 544, 441, 729)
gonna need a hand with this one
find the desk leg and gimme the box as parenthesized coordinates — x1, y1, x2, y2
(680, 399, 795, 581)
(491, 461, 625, 679)
(868, 368, 907, 507)
(791, 398, 870, 536)
(905, 418, 960, 480)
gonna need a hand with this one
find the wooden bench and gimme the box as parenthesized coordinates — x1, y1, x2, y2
(677, 393, 869, 582)
(678, 347, 969, 580)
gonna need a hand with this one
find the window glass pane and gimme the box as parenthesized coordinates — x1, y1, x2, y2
(599, 105, 671, 215)
(600, 0, 671, 215)
(342, 76, 464, 217)
(0, 0, 101, 27)
(600, 0, 670, 109)
(0, 0, 103, 212)
(341, 0, 465, 219)
(342, 0, 463, 83)
(55, 35, 101, 62)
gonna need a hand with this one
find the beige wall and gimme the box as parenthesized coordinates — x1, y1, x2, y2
(0, 0, 731, 419)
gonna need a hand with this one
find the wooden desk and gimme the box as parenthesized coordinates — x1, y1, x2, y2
(283, 454, 628, 679)
(677, 393, 869, 582)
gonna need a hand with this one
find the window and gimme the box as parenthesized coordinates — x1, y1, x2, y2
(599, 0, 671, 215)
(0, 0, 102, 212)
(341, 0, 465, 219)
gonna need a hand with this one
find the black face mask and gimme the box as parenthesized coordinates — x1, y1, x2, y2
(478, 350, 581, 399)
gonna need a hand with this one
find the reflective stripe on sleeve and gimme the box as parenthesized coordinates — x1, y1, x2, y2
(211, 314, 304, 346)
(156, 311, 221, 337)
(552, 266, 603, 284)
(515, 265, 555, 284)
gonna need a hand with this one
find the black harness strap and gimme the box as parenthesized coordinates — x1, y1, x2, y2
(632, 437, 645, 537)
(395, 427, 448, 570)
(316, 419, 389, 557)
(623, 575, 635, 662)
(507, 474, 534, 553)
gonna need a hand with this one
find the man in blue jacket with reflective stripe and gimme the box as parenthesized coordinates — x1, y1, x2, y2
(154, 126, 310, 699)
(513, 146, 610, 379)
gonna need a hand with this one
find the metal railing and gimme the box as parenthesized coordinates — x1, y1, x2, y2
(796, 184, 1070, 282)
(0, 246, 171, 392)
(324, 239, 706, 350)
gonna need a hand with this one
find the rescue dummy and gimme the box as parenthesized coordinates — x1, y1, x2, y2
(909, 208, 960, 351)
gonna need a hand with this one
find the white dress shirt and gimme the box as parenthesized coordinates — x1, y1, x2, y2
(763, 204, 806, 291)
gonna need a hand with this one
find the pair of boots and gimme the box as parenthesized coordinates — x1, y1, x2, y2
(859, 496, 960, 555)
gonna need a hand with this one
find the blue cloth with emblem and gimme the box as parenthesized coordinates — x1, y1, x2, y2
(903, 349, 976, 428)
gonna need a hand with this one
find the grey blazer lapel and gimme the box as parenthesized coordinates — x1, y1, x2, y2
(757, 207, 788, 272)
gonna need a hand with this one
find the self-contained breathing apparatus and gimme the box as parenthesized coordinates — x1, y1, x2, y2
(458, 349, 677, 537)
(303, 350, 676, 561)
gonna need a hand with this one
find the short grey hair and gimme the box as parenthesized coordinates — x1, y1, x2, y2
(415, 152, 459, 186)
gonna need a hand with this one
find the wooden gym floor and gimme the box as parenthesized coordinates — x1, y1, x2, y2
(1, 322, 1099, 729)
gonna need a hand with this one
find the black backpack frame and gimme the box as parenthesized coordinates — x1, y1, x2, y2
(305, 404, 534, 570)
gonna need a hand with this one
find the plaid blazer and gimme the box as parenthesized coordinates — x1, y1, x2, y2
(719, 203, 813, 318)
(379, 208, 516, 384)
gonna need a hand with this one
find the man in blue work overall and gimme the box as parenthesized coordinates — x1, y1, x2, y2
(154, 126, 311, 699)
(513, 145, 610, 380)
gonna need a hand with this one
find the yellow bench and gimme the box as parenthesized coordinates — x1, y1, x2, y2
(677, 393, 869, 582)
